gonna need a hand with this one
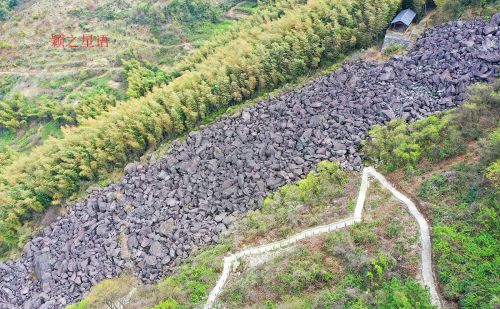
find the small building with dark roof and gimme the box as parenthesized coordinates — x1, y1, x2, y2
(390, 9, 417, 32)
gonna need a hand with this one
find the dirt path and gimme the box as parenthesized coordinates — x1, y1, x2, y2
(0, 67, 121, 76)
(204, 167, 442, 308)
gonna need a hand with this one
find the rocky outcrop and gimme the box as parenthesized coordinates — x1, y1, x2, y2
(0, 17, 499, 308)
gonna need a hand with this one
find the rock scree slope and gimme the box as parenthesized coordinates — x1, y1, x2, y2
(0, 17, 499, 308)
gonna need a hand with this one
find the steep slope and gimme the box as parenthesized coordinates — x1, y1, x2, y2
(211, 167, 440, 308)
(0, 0, 402, 252)
(69, 79, 499, 309)
(0, 17, 497, 308)
(363, 79, 500, 308)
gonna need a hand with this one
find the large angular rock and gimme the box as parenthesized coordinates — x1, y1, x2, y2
(34, 251, 52, 293)
(149, 241, 164, 258)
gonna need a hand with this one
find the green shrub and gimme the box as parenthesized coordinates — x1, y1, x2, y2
(374, 277, 435, 308)
(480, 128, 500, 166)
(449, 80, 499, 141)
(433, 224, 498, 308)
(0, 94, 44, 130)
(383, 43, 405, 56)
(0, 8, 8, 21)
(0, 75, 17, 100)
(387, 219, 404, 238)
(68, 276, 137, 309)
(236, 1, 259, 14)
(75, 91, 117, 123)
(402, 0, 427, 18)
(124, 59, 171, 99)
(352, 223, 378, 246)
(0, 92, 77, 134)
(362, 118, 426, 173)
(485, 160, 500, 190)
(273, 251, 334, 294)
(0, 40, 11, 49)
(418, 163, 499, 308)
(150, 244, 230, 307)
(418, 174, 448, 200)
(0, 146, 18, 172)
(153, 297, 180, 309)
(432, 0, 499, 24)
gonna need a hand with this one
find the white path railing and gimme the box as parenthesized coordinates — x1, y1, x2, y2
(204, 167, 442, 308)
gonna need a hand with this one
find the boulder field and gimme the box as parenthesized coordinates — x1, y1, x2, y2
(0, 17, 499, 308)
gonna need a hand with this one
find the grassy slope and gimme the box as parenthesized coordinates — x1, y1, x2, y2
(365, 80, 499, 308)
(407, 158, 498, 308)
(220, 181, 427, 308)
(0, 0, 244, 155)
(385, 140, 499, 308)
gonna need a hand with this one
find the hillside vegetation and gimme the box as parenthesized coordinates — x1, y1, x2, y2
(0, 0, 256, 159)
(0, 0, 403, 253)
(0, 0, 241, 70)
(68, 80, 499, 309)
(363, 80, 499, 308)
(432, 0, 499, 24)
(220, 182, 431, 308)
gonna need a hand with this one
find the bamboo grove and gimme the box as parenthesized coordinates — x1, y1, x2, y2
(0, 0, 402, 251)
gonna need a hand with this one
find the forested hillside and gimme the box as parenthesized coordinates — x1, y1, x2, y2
(0, 0, 402, 253)
(0, 0, 498, 308)
(0, 0, 269, 179)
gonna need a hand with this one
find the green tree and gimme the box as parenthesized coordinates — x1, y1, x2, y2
(0, 93, 39, 130)
(124, 59, 169, 98)
(403, 0, 427, 18)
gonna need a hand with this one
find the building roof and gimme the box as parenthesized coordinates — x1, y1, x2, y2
(391, 9, 416, 26)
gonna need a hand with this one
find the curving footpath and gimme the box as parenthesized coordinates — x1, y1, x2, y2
(204, 167, 442, 308)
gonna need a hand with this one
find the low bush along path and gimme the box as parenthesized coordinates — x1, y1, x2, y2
(205, 166, 442, 309)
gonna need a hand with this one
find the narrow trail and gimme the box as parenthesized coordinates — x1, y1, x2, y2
(0, 67, 121, 76)
(204, 167, 442, 309)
